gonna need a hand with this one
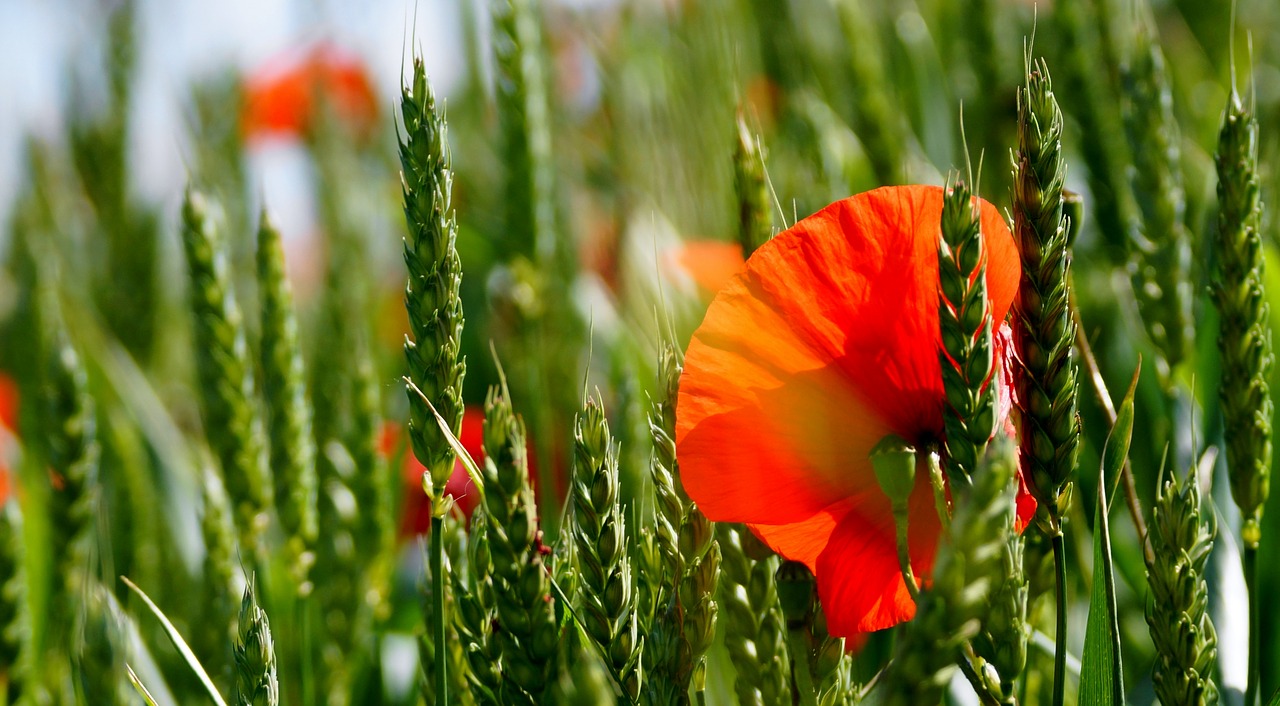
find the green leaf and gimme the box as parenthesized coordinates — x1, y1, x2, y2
(1079, 362, 1138, 705)
(1266, 686, 1280, 706)
(126, 664, 161, 706)
(122, 576, 230, 706)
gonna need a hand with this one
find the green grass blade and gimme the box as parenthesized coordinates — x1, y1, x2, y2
(122, 576, 230, 706)
(126, 664, 160, 706)
(1079, 363, 1137, 705)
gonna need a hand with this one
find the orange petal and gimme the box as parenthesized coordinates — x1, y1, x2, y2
(669, 240, 746, 294)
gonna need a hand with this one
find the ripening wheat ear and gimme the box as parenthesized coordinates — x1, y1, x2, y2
(233, 579, 279, 706)
(937, 177, 997, 483)
(643, 345, 720, 703)
(716, 525, 790, 706)
(1011, 57, 1081, 531)
(570, 393, 641, 701)
(0, 499, 27, 699)
(255, 210, 318, 589)
(180, 189, 270, 552)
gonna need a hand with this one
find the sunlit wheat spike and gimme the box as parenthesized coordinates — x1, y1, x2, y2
(1120, 7, 1193, 381)
(643, 345, 720, 703)
(181, 189, 270, 549)
(570, 393, 640, 700)
(233, 580, 278, 706)
(74, 583, 133, 706)
(480, 386, 558, 702)
(1146, 467, 1218, 705)
(255, 210, 318, 587)
(1213, 88, 1272, 546)
(937, 177, 996, 482)
(878, 439, 1018, 704)
(716, 524, 790, 706)
(734, 113, 772, 258)
(399, 57, 466, 502)
(1012, 57, 1081, 528)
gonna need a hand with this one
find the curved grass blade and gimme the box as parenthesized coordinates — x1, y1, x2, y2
(126, 664, 161, 706)
(121, 576, 230, 706)
(1079, 362, 1138, 705)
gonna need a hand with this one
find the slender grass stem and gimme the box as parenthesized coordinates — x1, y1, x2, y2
(894, 522, 920, 601)
(1245, 544, 1259, 706)
(430, 515, 447, 705)
(1051, 531, 1067, 706)
(1072, 301, 1152, 563)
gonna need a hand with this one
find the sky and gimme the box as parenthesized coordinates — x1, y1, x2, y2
(0, 0, 470, 245)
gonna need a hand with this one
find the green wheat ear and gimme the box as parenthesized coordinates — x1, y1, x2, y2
(938, 176, 997, 483)
(1146, 465, 1217, 705)
(181, 189, 270, 550)
(1011, 57, 1081, 530)
(734, 113, 772, 258)
(716, 524, 790, 706)
(0, 500, 28, 700)
(1121, 7, 1193, 382)
(644, 345, 720, 704)
(399, 56, 466, 504)
(570, 393, 641, 701)
(233, 579, 279, 706)
(480, 385, 558, 703)
(878, 439, 1018, 705)
(1213, 88, 1272, 546)
(255, 210, 318, 588)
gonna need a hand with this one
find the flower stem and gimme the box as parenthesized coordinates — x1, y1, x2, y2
(785, 626, 818, 706)
(1051, 530, 1067, 706)
(1245, 543, 1259, 706)
(430, 514, 448, 706)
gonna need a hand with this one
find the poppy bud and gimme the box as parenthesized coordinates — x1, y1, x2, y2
(870, 434, 916, 509)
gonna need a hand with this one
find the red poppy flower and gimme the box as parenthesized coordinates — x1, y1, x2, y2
(675, 185, 1032, 637)
(242, 43, 379, 142)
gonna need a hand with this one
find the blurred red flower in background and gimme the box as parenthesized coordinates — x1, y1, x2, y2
(0, 373, 18, 505)
(242, 43, 380, 142)
(675, 185, 1033, 638)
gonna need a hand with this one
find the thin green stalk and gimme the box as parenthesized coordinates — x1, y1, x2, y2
(785, 627, 818, 706)
(1051, 531, 1067, 706)
(1245, 545, 1259, 706)
(432, 516, 448, 706)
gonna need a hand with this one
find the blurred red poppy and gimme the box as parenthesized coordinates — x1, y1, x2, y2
(242, 43, 380, 142)
(0, 373, 16, 505)
(676, 185, 1033, 637)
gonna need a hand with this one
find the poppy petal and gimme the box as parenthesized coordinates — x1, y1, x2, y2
(677, 186, 1018, 527)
